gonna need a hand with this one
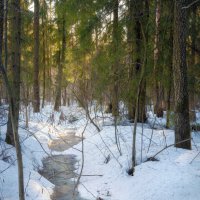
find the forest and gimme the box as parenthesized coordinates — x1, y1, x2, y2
(0, 0, 200, 200)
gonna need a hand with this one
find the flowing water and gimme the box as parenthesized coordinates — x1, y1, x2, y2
(39, 131, 87, 200)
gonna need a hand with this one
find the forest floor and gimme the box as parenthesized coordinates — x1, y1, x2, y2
(0, 103, 200, 200)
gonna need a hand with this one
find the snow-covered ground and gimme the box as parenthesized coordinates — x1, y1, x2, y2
(0, 104, 200, 200)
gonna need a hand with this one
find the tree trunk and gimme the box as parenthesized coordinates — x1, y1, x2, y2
(4, 0, 7, 71)
(2, 0, 8, 103)
(54, 49, 61, 111)
(173, 0, 191, 149)
(153, 0, 163, 118)
(135, 0, 147, 123)
(33, 0, 40, 112)
(46, 0, 52, 103)
(166, 82, 171, 129)
(127, 0, 135, 120)
(63, 87, 67, 106)
(127, 0, 147, 122)
(0, 0, 3, 104)
(54, 17, 66, 111)
(130, 0, 149, 175)
(189, 5, 197, 122)
(6, 0, 21, 146)
(111, 0, 119, 117)
(0, 0, 3, 63)
(41, 4, 46, 108)
(166, 14, 173, 129)
(1, 0, 25, 198)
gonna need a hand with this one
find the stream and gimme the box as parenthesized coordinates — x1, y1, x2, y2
(39, 131, 87, 200)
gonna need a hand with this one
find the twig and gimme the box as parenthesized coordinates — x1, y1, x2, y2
(25, 172, 31, 195)
(190, 151, 200, 164)
(77, 174, 103, 177)
(114, 116, 122, 156)
(80, 182, 96, 199)
(192, 138, 199, 151)
(149, 138, 192, 160)
(141, 117, 144, 163)
(98, 131, 122, 168)
(182, 0, 200, 9)
(73, 120, 89, 198)
(0, 159, 17, 174)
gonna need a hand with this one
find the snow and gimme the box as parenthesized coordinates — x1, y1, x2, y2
(0, 103, 200, 200)
(71, 126, 200, 200)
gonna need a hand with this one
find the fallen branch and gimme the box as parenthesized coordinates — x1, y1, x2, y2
(80, 182, 97, 199)
(78, 174, 103, 177)
(148, 138, 192, 160)
(190, 151, 200, 164)
(98, 132, 122, 168)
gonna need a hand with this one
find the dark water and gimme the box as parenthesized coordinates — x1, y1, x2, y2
(39, 131, 87, 200)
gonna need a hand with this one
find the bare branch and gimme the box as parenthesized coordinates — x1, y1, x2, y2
(182, 0, 200, 9)
(148, 138, 192, 160)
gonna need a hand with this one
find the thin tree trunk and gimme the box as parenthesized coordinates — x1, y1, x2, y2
(54, 49, 61, 110)
(166, 81, 171, 128)
(54, 17, 66, 111)
(131, 22, 147, 175)
(173, 0, 191, 149)
(4, 0, 7, 71)
(166, 17, 173, 129)
(33, 0, 40, 112)
(111, 0, 119, 117)
(154, 0, 163, 118)
(1, 0, 25, 198)
(0, 0, 3, 65)
(46, 29, 51, 102)
(41, 5, 46, 108)
(189, 5, 197, 122)
(0, 0, 3, 109)
(2, 0, 8, 103)
(0, 66, 25, 200)
(63, 87, 67, 106)
(46, 0, 52, 103)
(127, 0, 135, 120)
(25, 86, 29, 128)
(135, 0, 147, 123)
(6, 0, 21, 146)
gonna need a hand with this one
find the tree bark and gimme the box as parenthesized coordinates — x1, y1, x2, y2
(54, 17, 66, 111)
(189, 5, 197, 122)
(41, 3, 46, 108)
(131, 15, 148, 176)
(166, 13, 173, 129)
(111, 0, 119, 117)
(1, 0, 25, 198)
(63, 87, 67, 106)
(0, 0, 3, 58)
(173, 0, 191, 149)
(4, 0, 7, 71)
(153, 0, 164, 118)
(127, 0, 135, 120)
(127, 0, 147, 122)
(135, 0, 147, 123)
(33, 0, 40, 112)
(6, 0, 21, 146)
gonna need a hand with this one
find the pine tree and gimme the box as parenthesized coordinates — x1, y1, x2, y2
(173, 0, 191, 149)
(111, 0, 120, 117)
(33, 0, 40, 112)
(54, 1, 67, 111)
(2, 0, 25, 198)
